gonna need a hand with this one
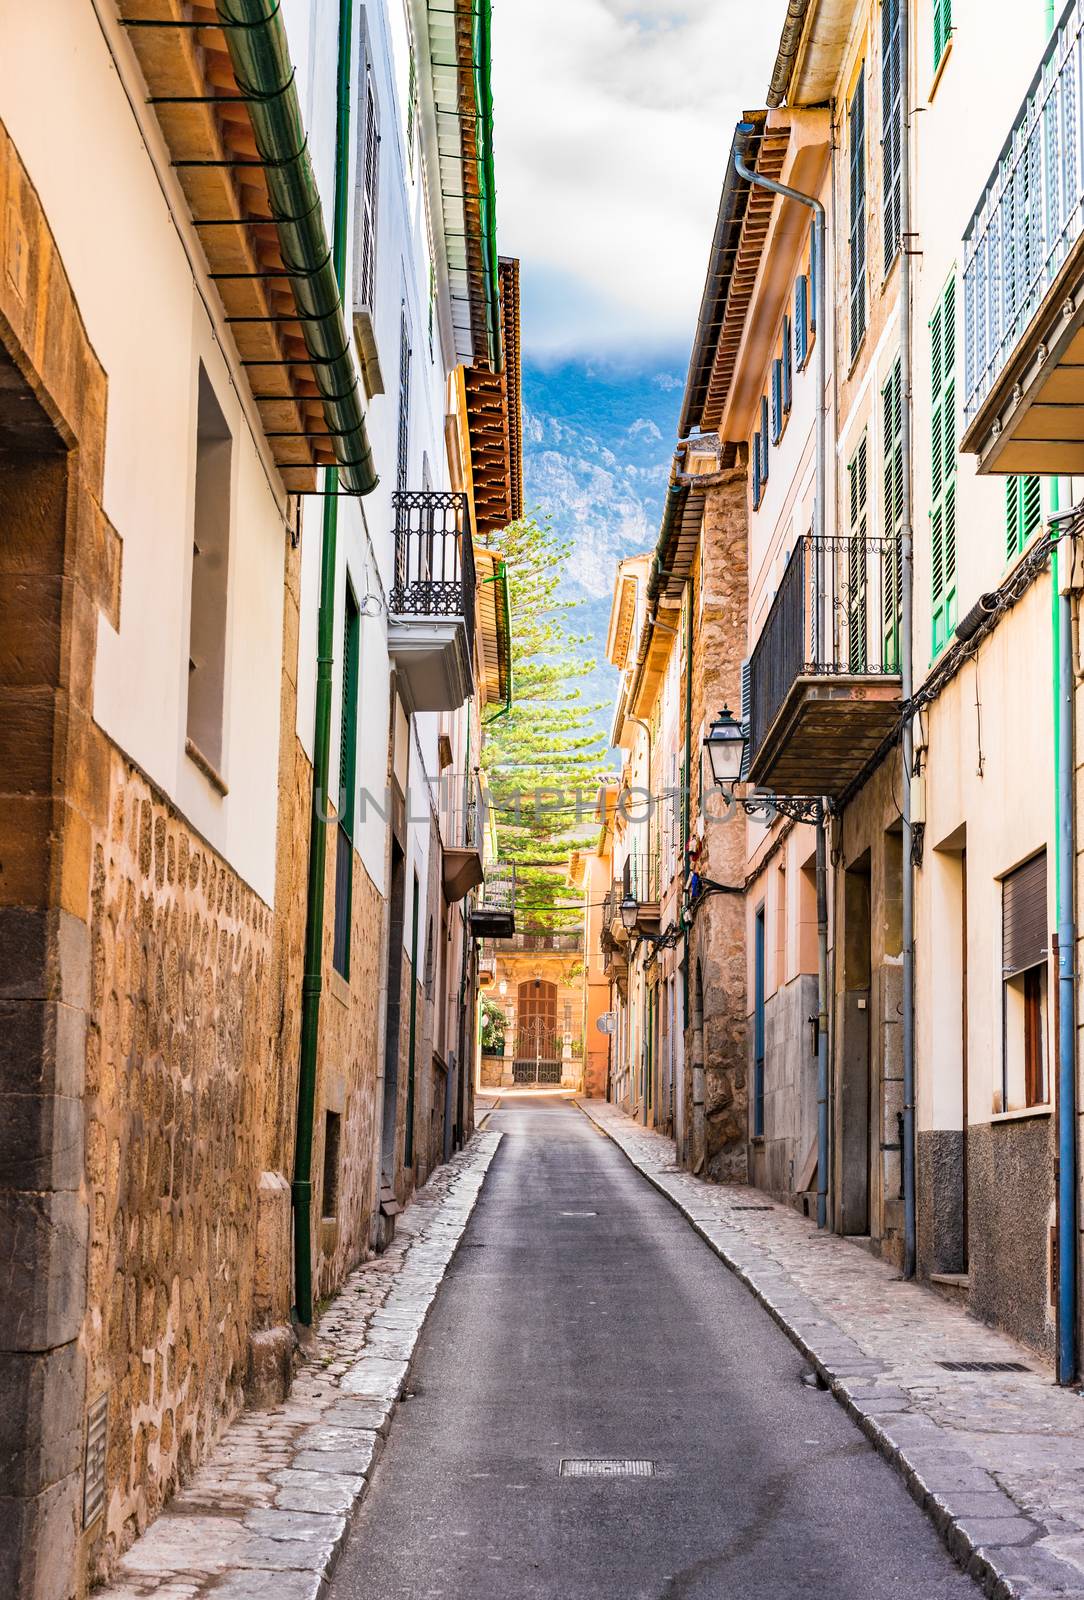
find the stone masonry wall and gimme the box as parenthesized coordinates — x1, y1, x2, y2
(688, 466, 749, 1181)
(84, 753, 277, 1583)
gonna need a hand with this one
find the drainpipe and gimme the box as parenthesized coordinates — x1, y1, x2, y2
(900, 0, 917, 1280)
(291, 0, 353, 1328)
(1048, 0, 1078, 1393)
(1051, 514, 1079, 1385)
(734, 129, 830, 1229)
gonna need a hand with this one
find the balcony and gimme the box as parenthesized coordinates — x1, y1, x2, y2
(496, 929, 581, 953)
(469, 861, 516, 940)
(962, 3, 1084, 472)
(747, 535, 902, 797)
(387, 490, 475, 711)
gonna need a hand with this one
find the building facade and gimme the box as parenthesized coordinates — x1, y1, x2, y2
(593, 0, 1084, 1375)
(0, 2, 518, 1596)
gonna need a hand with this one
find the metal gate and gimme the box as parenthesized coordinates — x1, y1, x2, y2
(513, 1018, 562, 1084)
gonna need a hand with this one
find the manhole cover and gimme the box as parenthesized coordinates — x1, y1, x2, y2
(937, 1360, 1030, 1373)
(560, 1458, 656, 1478)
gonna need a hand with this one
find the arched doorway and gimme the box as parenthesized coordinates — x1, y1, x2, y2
(514, 979, 561, 1084)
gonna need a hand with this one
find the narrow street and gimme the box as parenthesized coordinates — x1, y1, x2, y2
(328, 1097, 974, 1600)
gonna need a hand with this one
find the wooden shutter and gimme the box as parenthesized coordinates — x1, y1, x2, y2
(359, 67, 379, 310)
(397, 307, 411, 492)
(849, 67, 867, 362)
(882, 0, 902, 272)
(795, 275, 809, 368)
(739, 658, 752, 780)
(931, 275, 958, 655)
(934, 0, 952, 68)
(340, 586, 360, 836)
(1006, 474, 1042, 560)
(1003, 852, 1048, 977)
(847, 435, 869, 671)
(882, 358, 904, 669)
(752, 430, 762, 509)
(760, 395, 770, 484)
(782, 315, 793, 414)
(771, 358, 783, 443)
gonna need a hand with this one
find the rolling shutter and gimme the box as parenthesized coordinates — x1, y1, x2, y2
(1003, 852, 1048, 977)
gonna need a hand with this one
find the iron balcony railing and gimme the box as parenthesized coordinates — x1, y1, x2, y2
(500, 929, 581, 953)
(748, 534, 902, 766)
(478, 860, 516, 917)
(620, 851, 661, 905)
(963, 1, 1084, 425)
(389, 489, 476, 645)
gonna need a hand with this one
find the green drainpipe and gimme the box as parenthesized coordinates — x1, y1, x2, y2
(288, 0, 353, 1328)
(217, 0, 376, 494)
(472, 0, 501, 370)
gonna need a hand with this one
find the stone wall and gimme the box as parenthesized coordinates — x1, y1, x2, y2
(687, 466, 749, 1181)
(967, 1118, 1056, 1360)
(84, 753, 280, 1582)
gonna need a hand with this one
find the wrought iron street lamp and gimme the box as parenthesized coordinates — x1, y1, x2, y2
(703, 705, 747, 787)
(619, 892, 640, 933)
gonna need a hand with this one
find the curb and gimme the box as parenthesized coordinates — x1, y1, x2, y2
(575, 1100, 1051, 1600)
(103, 1128, 502, 1600)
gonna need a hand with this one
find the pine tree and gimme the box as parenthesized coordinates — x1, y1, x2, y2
(482, 515, 609, 930)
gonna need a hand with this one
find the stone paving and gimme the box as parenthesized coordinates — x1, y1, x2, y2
(579, 1099, 1084, 1600)
(96, 1127, 501, 1600)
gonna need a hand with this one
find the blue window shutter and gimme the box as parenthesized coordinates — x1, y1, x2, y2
(753, 431, 762, 509)
(771, 359, 783, 443)
(795, 275, 809, 368)
(760, 395, 770, 484)
(783, 315, 793, 413)
(739, 657, 752, 780)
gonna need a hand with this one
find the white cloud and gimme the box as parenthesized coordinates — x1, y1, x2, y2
(628, 417, 662, 441)
(491, 0, 789, 358)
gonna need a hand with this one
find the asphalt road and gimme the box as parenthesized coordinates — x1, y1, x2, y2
(328, 1096, 976, 1600)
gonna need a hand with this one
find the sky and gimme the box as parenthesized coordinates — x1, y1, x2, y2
(491, 0, 792, 361)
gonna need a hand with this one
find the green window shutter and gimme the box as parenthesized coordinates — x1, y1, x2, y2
(339, 586, 361, 837)
(849, 67, 867, 363)
(882, 0, 902, 273)
(882, 358, 903, 670)
(1006, 474, 1042, 560)
(847, 434, 869, 671)
(406, 43, 418, 170)
(930, 275, 958, 656)
(934, 0, 952, 69)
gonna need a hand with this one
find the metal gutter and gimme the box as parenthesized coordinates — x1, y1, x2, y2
(767, 0, 815, 107)
(217, 0, 376, 494)
(678, 117, 765, 440)
(900, 0, 917, 1281)
(474, 0, 502, 370)
(290, 0, 353, 1328)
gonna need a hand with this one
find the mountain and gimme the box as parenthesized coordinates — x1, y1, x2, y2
(520, 357, 686, 747)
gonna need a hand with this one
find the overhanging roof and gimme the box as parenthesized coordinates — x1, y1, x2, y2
(426, 0, 501, 370)
(120, 0, 375, 494)
(463, 257, 523, 535)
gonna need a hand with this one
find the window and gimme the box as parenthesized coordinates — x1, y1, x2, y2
(933, 0, 953, 71)
(931, 275, 958, 656)
(186, 365, 233, 780)
(753, 907, 766, 1138)
(321, 1111, 341, 1219)
(882, 357, 904, 669)
(760, 394, 770, 482)
(332, 584, 360, 978)
(771, 358, 784, 444)
(1006, 474, 1042, 561)
(752, 429, 763, 509)
(847, 434, 869, 671)
(356, 64, 380, 311)
(1002, 852, 1049, 1110)
(396, 306, 412, 492)
(882, 0, 902, 273)
(849, 66, 867, 363)
(795, 273, 810, 369)
(782, 314, 793, 415)
(406, 40, 418, 173)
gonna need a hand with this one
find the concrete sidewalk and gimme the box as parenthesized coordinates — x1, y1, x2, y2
(97, 1128, 500, 1600)
(579, 1099, 1084, 1600)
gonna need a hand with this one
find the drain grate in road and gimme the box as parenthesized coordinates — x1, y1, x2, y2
(558, 1211, 598, 1217)
(937, 1360, 1030, 1373)
(731, 1205, 773, 1212)
(560, 1458, 656, 1478)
